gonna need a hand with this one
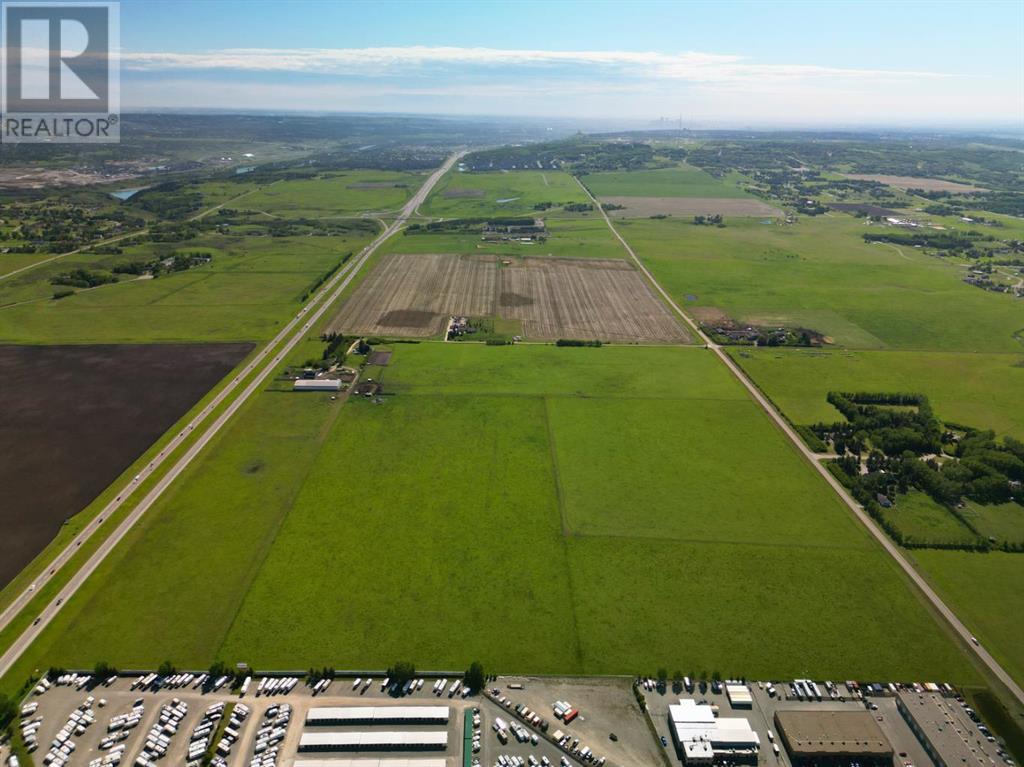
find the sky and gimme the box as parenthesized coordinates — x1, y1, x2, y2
(110, 0, 1023, 129)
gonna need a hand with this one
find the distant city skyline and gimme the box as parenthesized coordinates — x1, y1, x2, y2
(114, 0, 1022, 128)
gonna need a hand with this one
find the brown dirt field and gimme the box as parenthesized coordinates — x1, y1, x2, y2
(442, 188, 486, 198)
(328, 253, 689, 343)
(0, 342, 253, 588)
(843, 174, 986, 192)
(500, 258, 689, 342)
(601, 196, 784, 217)
(690, 306, 734, 325)
(328, 253, 498, 337)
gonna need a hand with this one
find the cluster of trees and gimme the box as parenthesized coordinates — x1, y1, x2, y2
(50, 268, 118, 289)
(863, 229, 994, 255)
(113, 250, 213, 277)
(819, 393, 1023, 550)
(555, 339, 602, 347)
(406, 217, 534, 234)
(692, 214, 725, 226)
(563, 203, 594, 213)
(463, 138, 656, 173)
(128, 182, 204, 220)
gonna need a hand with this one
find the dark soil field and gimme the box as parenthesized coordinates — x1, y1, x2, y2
(0, 343, 253, 587)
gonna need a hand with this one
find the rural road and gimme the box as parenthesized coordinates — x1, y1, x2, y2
(578, 178, 1024, 706)
(0, 151, 463, 679)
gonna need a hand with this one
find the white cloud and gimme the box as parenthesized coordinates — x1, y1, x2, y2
(118, 45, 952, 85)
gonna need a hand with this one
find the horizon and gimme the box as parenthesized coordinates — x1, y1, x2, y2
(109, 0, 1023, 129)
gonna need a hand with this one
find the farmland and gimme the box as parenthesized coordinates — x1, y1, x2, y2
(328, 253, 689, 342)
(842, 174, 986, 192)
(422, 169, 591, 217)
(619, 215, 1024, 353)
(725, 348, 1024, 439)
(602, 196, 783, 218)
(228, 170, 421, 217)
(3, 343, 976, 683)
(583, 166, 751, 198)
(0, 342, 253, 587)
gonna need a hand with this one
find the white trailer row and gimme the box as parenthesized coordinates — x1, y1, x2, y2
(255, 677, 299, 697)
(134, 698, 188, 766)
(41, 697, 96, 767)
(185, 702, 226, 767)
(248, 702, 292, 767)
(310, 678, 335, 695)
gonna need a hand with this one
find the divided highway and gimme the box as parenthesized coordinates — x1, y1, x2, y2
(577, 177, 1024, 707)
(0, 151, 463, 678)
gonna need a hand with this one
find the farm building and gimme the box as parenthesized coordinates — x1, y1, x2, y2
(773, 709, 893, 767)
(293, 379, 342, 392)
(305, 707, 450, 726)
(668, 698, 759, 764)
(297, 731, 448, 752)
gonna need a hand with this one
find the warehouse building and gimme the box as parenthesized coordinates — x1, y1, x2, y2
(774, 710, 893, 767)
(896, 691, 1003, 767)
(293, 379, 342, 392)
(298, 732, 448, 752)
(306, 707, 450, 726)
(668, 698, 760, 764)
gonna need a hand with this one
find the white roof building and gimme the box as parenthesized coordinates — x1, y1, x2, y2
(298, 731, 447, 752)
(668, 699, 760, 764)
(294, 379, 342, 392)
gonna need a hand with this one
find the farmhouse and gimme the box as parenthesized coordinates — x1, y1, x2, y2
(668, 698, 759, 764)
(773, 710, 893, 767)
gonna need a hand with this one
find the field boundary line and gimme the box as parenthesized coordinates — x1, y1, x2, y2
(0, 152, 464, 680)
(576, 175, 1024, 705)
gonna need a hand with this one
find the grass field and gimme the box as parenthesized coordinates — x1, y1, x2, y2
(725, 348, 1024, 439)
(879, 491, 980, 545)
(962, 501, 1024, 545)
(0, 232, 375, 343)
(422, 170, 590, 218)
(909, 550, 1024, 686)
(385, 217, 626, 261)
(617, 215, 1024, 353)
(4, 343, 975, 683)
(584, 165, 752, 198)
(231, 171, 420, 217)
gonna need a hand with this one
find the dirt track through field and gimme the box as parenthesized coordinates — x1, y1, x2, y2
(328, 253, 689, 343)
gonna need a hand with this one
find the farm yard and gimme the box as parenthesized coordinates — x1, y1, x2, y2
(0, 342, 253, 587)
(327, 253, 689, 343)
(2, 343, 977, 684)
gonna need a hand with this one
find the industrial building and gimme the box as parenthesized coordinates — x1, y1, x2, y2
(896, 691, 1003, 767)
(668, 698, 760, 764)
(305, 707, 450, 726)
(293, 379, 342, 392)
(773, 710, 893, 767)
(297, 732, 448, 752)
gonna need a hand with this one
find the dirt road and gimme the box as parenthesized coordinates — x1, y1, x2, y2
(0, 152, 463, 679)
(577, 176, 1024, 706)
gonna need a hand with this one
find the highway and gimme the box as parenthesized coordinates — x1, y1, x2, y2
(0, 151, 463, 678)
(577, 177, 1024, 707)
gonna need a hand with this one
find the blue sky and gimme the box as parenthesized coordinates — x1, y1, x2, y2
(113, 0, 1023, 128)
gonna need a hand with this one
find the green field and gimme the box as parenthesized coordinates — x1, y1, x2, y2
(383, 217, 624, 260)
(422, 170, 590, 218)
(232, 171, 420, 218)
(725, 348, 1024, 439)
(618, 215, 1024, 353)
(880, 491, 981, 545)
(584, 165, 751, 198)
(4, 343, 974, 683)
(910, 550, 1024, 685)
(962, 501, 1024, 545)
(0, 232, 375, 343)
